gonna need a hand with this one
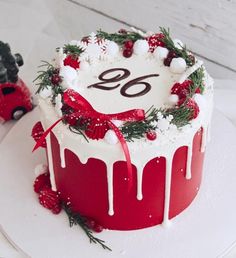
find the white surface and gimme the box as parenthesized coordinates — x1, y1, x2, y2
(0, 108, 236, 258)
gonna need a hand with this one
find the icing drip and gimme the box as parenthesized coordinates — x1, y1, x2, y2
(107, 163, 114, 216)
(46, 133, 57, 191)
(60, 146, 66, 168)
(201, 126, 208, 153)
(136, 163, 145, 200)
(186, 141, 193, 179)
(162, 152, 174, 227)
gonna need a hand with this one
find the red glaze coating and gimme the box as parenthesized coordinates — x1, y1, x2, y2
(49, 128, 204, 230)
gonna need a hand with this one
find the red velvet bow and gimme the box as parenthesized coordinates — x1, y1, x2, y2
(33, 89, 145, 189)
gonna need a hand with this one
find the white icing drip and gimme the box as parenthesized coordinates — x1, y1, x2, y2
(107, 163, 114, 216)
(162, 152, 174, 227)
(59, 146, 66, 168)
(186, 142, 193, 179)
(136, 163, 145, 200)
(79, 156, 89, 164)
(201, 125, 208, 153)
(45, 133, 57, 191)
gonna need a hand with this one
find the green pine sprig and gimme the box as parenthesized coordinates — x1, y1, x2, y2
(96, 29, 144, 45)
(34, 61, 64, 103)
(189, 66, 205, 95)
(61, 44, 84, 57)
(62, 204, 112, 251)
(159, 27, 195, 66)
(121, 107, 159, 142)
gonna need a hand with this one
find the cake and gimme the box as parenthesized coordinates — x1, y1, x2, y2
(32, 28, 213, 235)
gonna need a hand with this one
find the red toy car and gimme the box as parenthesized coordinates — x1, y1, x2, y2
(0, 41, 33, 122)
(0, 79, 32, 122)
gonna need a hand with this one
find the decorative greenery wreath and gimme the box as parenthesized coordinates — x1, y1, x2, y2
(34, 27, 205, 143)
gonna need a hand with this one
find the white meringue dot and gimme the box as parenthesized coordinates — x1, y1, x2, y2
(104, 130, 119, 145)
(170, 57, 187, 74)
(153, 46, 169, 60)
(133, 40, 149, 55)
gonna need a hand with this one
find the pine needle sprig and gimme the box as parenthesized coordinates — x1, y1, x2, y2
(165, 105, 192, 127)
(96, 30, 144, 45)
(34, 61, 56, 94)
(62, 204, 112, 251)
(189, 67, 205, 95)
(61, 44, 84, 57)
(121, 107, 159, 141)
(159, 27, 195, 66)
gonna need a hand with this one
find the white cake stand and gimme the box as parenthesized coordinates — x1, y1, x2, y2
(0, 108, 236, 258)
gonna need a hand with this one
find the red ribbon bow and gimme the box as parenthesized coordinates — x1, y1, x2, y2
(33, 89, 145, 189)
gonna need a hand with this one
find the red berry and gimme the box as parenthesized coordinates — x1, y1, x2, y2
(195, 87, 201, 94)
(85, 218, 103, 232)
(167, 50, 178, 59)
(146, 131, 157, 141)
(93, 224, 103, 233)
(118, 29, 127, 34)
(38, 188, 61, 214)
(31, 121, 46, 148)
(51, 74, 61, 85)
(123, 48, 133, 58)
(52, 205, 62, 214)
(124, 40, 134, 49)
(34, 173, 51, 193)
(164, 57, 172, 66)
(64, 55, 80, 69)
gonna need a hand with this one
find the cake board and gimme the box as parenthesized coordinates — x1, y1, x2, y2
(0, 108, 235, 258)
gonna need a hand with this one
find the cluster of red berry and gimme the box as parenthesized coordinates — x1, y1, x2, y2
(171, 80, 200, 119)
(121, 31, 165, 58)
(33, 167, 104, 232)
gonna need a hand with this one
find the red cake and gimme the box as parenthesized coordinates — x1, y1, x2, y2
(33, 28, 213, 233)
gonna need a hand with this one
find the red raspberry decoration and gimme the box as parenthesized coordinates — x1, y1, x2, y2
(85, 118, 110, 140)
(51, 74, 61, 85)
(171, 80, 193, 99)
(178, 98, 200, 119)
(38, 188, 61, 214)
(146, 131, 157, 141)
(124, 40, 134, 49)
(64, 55, 80, 69)
(123, 48, 133, 58)
(31, 122, 46, 148)
(147, 33, 165, 52)
(85, 218, 103, 233)
(34, 173, 51, 193)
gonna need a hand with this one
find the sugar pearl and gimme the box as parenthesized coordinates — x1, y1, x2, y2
(39, 87, 52, 99)
(153, 46, 169, 60)
(104, 130, 119, 145)
(59, 65, 77, 83)
(34, 164, 48, 176)
(168, 94, 179, 105)
(170, 57, 187, 74)
(173, 39, 184, 49)
(133, 40, 149, 55)
(106, 41, 119, 56)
